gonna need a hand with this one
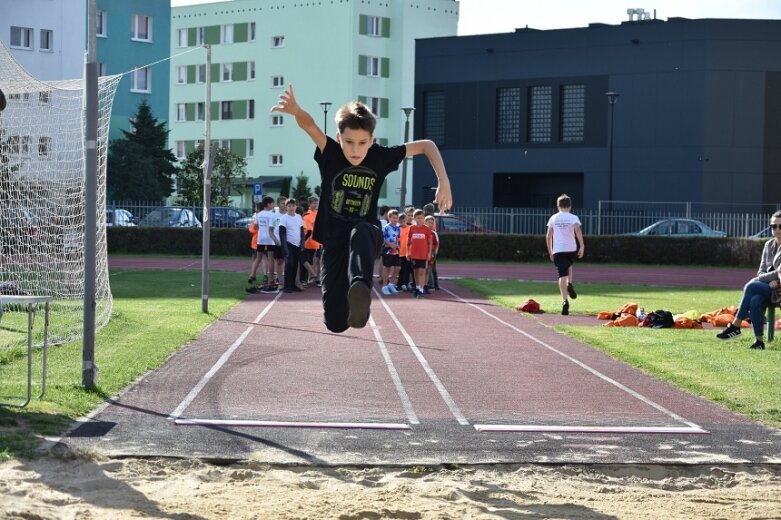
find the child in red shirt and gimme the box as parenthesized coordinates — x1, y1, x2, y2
(406, 209, 433, 299)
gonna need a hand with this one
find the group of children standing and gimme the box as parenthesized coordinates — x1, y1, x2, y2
(378, 204, 440, 299)
(247, 194, 322, 294)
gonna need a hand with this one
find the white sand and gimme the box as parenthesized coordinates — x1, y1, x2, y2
(1, 454, 780, 519)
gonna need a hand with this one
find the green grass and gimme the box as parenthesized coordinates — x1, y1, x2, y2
(455, 279, 781, 428)
(0, 269, 244, 460)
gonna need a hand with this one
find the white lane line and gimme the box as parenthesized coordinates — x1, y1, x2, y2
(368, 314, 420, 424)
(174, 418, 409, 430)
(441, 286, 706, 432)
(167, 293, 282, 421)
(375, 289, 470, 425)
(474, 424, 708, 434)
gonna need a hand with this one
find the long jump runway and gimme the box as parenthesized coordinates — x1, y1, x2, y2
(62, 281, 781, 465)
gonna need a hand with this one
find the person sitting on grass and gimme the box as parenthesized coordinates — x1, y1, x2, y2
(716, 210, 781, 350)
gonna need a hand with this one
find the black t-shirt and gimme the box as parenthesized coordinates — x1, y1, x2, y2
(313, 136, 406, 245)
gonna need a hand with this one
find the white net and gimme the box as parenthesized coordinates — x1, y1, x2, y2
(0, 41, 120, 351)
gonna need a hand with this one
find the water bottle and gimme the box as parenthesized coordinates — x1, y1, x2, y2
(636, 307, 645, 321)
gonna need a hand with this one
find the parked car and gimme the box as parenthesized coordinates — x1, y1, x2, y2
(138, 207, 201, 228)
(234, 214, 256, 229)
(749, 226, 775, 239)
(194, 207, 249, 228)
(627, 218, 726, 237)
(434, 213, 490, 233)
(106, 208, 136, 227)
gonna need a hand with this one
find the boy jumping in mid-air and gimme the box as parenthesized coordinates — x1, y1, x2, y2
(546, 193, 585, 315)
(271, 84, 452, 332)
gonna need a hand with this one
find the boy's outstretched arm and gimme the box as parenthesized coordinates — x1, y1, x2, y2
(271, 84, 327, 152)
(404, 140, 453, 212)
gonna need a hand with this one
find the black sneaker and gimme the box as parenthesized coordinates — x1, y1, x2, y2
(716, 323, 741, 340)
(260, 285, 278, 294)
(347, 281, 371, 329)
(750, 340, 766, 350)
(561, 301, 569, 315)
(567, 283, 577, 299)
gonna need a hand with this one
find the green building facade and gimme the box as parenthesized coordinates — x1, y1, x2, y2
(170, 0, 458, 209)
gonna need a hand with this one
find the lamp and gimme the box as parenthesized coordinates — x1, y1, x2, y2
(399, 107, 415, 209)
(319, 101, 332, 135)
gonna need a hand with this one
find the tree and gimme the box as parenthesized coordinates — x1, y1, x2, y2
(291, 171, 314, 200)
(176, 145, 248, 206)
(107, 100, 179, 202)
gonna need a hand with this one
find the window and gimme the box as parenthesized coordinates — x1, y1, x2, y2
(367, 56, 380, 77)
(248, 99, 255, 119)
(177, 29, 188, 48)
(176, 66, 186, 84)
(196, 64, 206, 83)
(176, 141, 186, 159)
(423, 91, 445, 145)
(271, 114, 284, 127)
(96, 10, 108, 37)
(272, 35, 285, 48)
(271, 75, 284, 88)
(221, 24, 234, 44)
(10, 27, 33, 49)
(560, 84, 585, 143)
(249, 61, 256, 80)
(221, 101, 232, 120)
(361, 14, 389, 37)
(20, 136, 31, 153)
(249, 22, 256, 42)
(366, 97, 380, 117)
(527, 85, 552, 143)
(221, 63, 233, 82)
(38, 137, 51, 156)
(270, 154, 283, 166)
(246, 139, 254, 158)
(196, 102, 205, 121)
(38, 91, 51, 104)
(131, 67, 151, 92)
(368, 16, 381, 36)
(132, 15, 152, 41)
(98, 62, 107, 76)
(218, 139, 231, 151)
(197, 27, 205, 45)
(496, 87, 521, 144)
(40, 30, 53, 52)
(176, 104, 186, 122)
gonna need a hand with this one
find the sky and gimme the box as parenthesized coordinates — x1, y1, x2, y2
(170, 0, 781, 35)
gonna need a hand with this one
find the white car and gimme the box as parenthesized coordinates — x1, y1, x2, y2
(106, 208, 136, 227)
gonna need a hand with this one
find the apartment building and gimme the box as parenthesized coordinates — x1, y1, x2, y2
(170, 0, 458, 207)
(1, 0, 170, 141)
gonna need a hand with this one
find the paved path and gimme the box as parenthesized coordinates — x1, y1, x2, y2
(60, 258, 779, 465)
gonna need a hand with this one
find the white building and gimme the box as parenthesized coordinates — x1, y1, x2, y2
(170, 0, 459, 208)
(1, 0, 86, 81)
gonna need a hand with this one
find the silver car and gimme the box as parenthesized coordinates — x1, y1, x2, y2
(138, 207, 202, 228)
(628, 218, 726, 237)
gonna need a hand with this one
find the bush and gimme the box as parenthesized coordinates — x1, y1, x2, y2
(108, 228, 765, 267)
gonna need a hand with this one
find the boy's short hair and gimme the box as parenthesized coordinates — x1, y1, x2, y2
(423, 203, 436, 215)
(388, 209, 399, 218)
(413, 209, 424, 218)
(379, 205, 390, 216)
(424, 215, 435, 223)
(286, 199, 297, 206)
(262, 196, 274, 207)
(336, 101, 376, 135)
(557, 194, 572, 208)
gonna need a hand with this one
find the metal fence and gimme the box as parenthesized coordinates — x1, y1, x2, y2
(108, 201, 778, 236)
(437, 206, 777, 237)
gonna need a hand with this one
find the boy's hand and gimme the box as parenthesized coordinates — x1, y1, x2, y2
(271, 84, 300, 116)
(434, 182, 453, 213)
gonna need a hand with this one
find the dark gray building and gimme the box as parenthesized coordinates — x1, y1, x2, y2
(412, 17, 781, 210)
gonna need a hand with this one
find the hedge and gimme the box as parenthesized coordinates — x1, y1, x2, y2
(107, 228, 765, 268)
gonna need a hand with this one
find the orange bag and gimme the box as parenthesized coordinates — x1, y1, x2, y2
(604, 314, 639, 327)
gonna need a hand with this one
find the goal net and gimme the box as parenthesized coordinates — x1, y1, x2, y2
(0, 41, 121, 352)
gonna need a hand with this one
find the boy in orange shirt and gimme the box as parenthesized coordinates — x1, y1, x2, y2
(406, 209, 433, 299)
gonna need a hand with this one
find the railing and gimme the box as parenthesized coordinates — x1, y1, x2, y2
(108, 201, 778, 237)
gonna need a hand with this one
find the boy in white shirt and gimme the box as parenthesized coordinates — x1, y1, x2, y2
(546, 194, 585, 315)
(256, 196, 281, 293)
(279, 199, 305, 293)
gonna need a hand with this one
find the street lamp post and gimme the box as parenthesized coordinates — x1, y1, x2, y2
(399, 107, 415, 210)
(320, 101, 332, 135)
(605, 91, 620, 208)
